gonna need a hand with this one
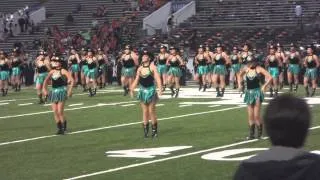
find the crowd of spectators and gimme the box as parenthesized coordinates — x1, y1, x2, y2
(0, 6, 31, 42)
(127, 0, 168, 12)
(47, 13, 139, 56)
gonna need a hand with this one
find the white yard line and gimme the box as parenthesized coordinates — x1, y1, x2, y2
(0, 90, 118, 103)
(0, 101, 138, 120)
(68, 103, 84, 107)
(64, 125, 320, 180)
(0, 102, 9, 106)
(18, 103, 34, 106)
(208, 105, 221, 108)
(0, 106, 242, 146)
(156, 104, 164, 107)
(121, 104, 135, 107)
(179, 105, 192, 107)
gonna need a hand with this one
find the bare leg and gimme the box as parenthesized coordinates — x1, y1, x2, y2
(247, 104, 255, 139)
(148, 101, 158, 137)
(141, 103, 149, 137)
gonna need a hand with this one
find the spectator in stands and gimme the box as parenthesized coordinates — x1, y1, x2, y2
(167, 15, 174, 35)
(18, 17, 25, 33)
(92, 19, 98, 30)
(234, 95, 320, 180)
(65, 13, 74, 26)
(295, 3, 303, 29)
(24, 12, 30, 32)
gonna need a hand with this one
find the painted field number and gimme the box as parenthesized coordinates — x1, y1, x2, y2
(202, 148, 320, 161)
(106, 146, 192, 158)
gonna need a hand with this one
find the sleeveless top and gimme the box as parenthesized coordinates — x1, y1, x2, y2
(71, 57, 78, 65)
(51, 69, 67, 88)
(139, 64, 154, 88)
(158, 54, 167, 65)
(306, 55, 316, 68)
(87, 57, 96, 69)
(242, 52, 253, 65)
(12, 57, 21, 67)
(0, 60, 9, 71)
(169, 56, 179, 67)
(37, 60, 48, 73)
(122, 54, 135, 68)
(197, 55, 207, 66)
(289, 53, 299, 64)
(97, 55, 105, 66)
(214, 53, 225, 65)
(231, 54, 239, 64)
(268, 55, 278, 67)
(246, 69, 260, 90)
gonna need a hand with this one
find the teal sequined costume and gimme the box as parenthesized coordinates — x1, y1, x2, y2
(121, 56, 136, 78)
(86, 60, 97, 79)
(244, 69, 264, 105)
(288, 64, 300, 75)
(167, 59, 182, 77)
(231, 54, 241, 73)
(157, 56, 167, 75)
(305, 68, 317, 80)
(0, 70, 9, 80)
(208, 63, 215, 74)
(157, 64, 167, 75)
(304, 56, 317, 80)
(71, 64, 80, 73)
(268, 67, 279, 78)
(267, 55, 280, 78)
(70, 57, 80, 73)
(213, 54, 227, 75)
(137, 65, 158, 104)
(121, 67, 136, 77)
(287, 54, 300, 75)
(48, 70, 68, 103)
(197, 65, 209, 76)
(36, 65, 48, 85)
(80, 60, 89, 76)
(36, 72, 48, 85)
(12, 67, 22, 76)
(11, 59, 22, 76)
(196, 56, 209, 76)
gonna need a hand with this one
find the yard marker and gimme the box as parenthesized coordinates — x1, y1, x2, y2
(121, 104, 135, 107)
(18, 103, 33, 106)
(68, 103, 84, 107)
(64, 125, 320, 180)
(0, 106, 243, 146)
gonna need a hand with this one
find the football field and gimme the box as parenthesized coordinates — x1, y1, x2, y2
(0, 84, 320, 180)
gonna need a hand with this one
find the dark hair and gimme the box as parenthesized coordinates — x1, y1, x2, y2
(263, 94, 311, 148)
